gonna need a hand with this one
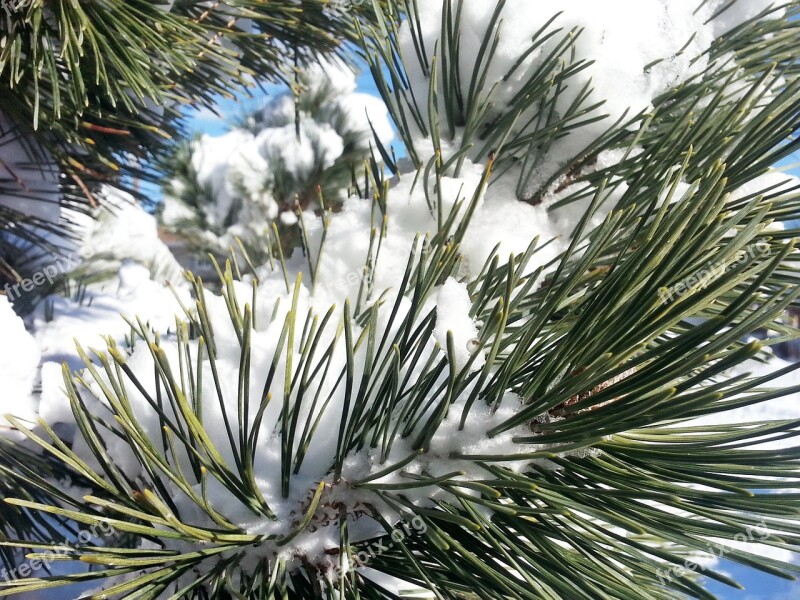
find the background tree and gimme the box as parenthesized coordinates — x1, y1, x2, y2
(0, 0, 382, 293)
(158, 57, 394, 267)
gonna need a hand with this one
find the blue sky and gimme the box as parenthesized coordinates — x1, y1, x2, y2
(182, 65, 381, 136)
(706, 562, 800, 600)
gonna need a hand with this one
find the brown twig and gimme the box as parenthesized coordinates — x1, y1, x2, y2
(81, 122, 131, 136)
(70, 172, 98, 207)
(547, 367, 636, 419)
(0, 157, 31, 193)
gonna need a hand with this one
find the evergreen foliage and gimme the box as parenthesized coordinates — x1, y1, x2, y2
(0, 2, 799, 599)
(159, 61, 392, 265)
(0, 0, 382, 288)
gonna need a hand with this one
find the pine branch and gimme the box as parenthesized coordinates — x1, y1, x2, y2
(0, 0, 391, 289)
(1, 3, 799, 599)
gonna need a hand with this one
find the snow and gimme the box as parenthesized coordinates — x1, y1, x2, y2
(161, 58, 394, 259)
(0, 295, 40, 426)
(76, 186, 184, 283)
(37, 360, 72, 427)
(0, 2, 796, 596)
(29, 262, 186, 370)
(291, 156, 565, 309)
(709, 0, 784, 35)
(17, 265, 186, 457)
(54, 147, 569, 579)
(730, 171, 800, 205)
(433, 278, 482, 371)
(360, 568, 435, 598)
(397, 0, 785, 195)
(27, 188, 188, 371)
(189, 128, 256, 228)
(0, 190, 189, 436)
(249, 120, 345, 179)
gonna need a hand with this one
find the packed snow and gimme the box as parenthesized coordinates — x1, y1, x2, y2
(397, 0, 786, 194)
(75, 186, 184, 282)
(0, 295, 40, 426)
(433, 278, 483, 371)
